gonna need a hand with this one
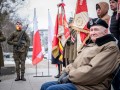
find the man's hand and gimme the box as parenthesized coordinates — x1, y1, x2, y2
(61, 75, 71, 83)
(58, 72, 68, 84)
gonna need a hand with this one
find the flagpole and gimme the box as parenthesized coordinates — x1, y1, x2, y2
(47, 9, 50, 76)
(42, 9, 53, 77)
(33, 8, 51, 77)
(48, 59, 50, 76)
(48, 59, 49, 75)
(35, 64, 37, 76)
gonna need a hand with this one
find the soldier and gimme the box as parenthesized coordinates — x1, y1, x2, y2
(0, 29, 6, 82)
(7, 22, 30, 81)
(68, 22, 77, 64)
(63, 17, 77, 67)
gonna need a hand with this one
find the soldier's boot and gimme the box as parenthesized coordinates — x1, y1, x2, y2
(15, 74, 20, 81)
(54, 64, 61, 78)
(21, 74, 26, 81)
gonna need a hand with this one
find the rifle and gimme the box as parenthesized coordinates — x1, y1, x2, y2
(15, 24, 29, 52)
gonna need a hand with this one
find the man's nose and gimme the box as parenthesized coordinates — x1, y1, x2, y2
(91, 30, 95, 34)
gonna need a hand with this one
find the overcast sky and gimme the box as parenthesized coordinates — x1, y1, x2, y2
(17, 0, 112, 30)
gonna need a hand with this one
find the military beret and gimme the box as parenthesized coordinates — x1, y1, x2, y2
(109, 0, 118, 2)
(16, 21, 22, 25)
(87, 18, 108, 29)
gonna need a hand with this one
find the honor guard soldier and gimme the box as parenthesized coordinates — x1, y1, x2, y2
(7, 22, 30, 81)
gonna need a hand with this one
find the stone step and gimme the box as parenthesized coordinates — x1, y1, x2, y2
(0, 66, 15, 75)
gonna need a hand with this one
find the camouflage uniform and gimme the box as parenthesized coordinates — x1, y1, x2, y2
(7, 30, 30, 81)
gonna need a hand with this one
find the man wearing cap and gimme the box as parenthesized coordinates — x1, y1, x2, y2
(7, 22, 30, 81)
(40, 18, 120, 90)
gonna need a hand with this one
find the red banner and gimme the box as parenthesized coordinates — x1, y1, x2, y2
(52, 14, 59, 58)
(75, 0, 88, 14)
(52, 2, 70, 61)
(73, 0, 89, 51)
(57, 3, 70, 47)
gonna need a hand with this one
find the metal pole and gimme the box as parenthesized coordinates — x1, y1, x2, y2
(48, 59, 49, 75)
(36, 64, 37, 76)
(33, 59, 52, 77)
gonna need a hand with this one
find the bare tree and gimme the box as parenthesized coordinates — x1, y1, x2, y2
(0, 0, 28, 52)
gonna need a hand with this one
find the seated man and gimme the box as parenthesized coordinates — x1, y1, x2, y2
(40, 18, 120, 90)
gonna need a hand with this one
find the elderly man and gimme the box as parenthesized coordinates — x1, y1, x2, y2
(40, 18, 120, 90)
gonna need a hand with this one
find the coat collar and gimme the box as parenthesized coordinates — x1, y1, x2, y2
(95, 34, 116, 46)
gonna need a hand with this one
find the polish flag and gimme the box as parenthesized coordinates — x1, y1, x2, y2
(32, 8, 44, 65)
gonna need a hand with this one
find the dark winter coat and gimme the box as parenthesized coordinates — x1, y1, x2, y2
(7, 30, 30, 53)
(110, 11, 120, 48)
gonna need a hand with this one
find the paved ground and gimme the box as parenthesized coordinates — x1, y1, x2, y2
(0, 59, 58, 90)
(0, 59, 114, 90)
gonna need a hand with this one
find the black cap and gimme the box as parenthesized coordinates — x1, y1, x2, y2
(16, 21, 22, 25)
(109, 0, 118, 2)
(87, 18, 108, 29)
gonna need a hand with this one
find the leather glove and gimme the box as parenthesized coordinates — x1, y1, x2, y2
(58, 72, 68, 84)
(61, 75, 71, 83)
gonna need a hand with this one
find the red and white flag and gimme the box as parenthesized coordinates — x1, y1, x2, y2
(73, 0, 89, 51)
(52, 13, 59, 58)
(32, 8, 44, 65)
(57, 3, 70, 47)
(52, 2, 70, 61)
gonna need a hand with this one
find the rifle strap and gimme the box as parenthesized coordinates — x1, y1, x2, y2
(17, 31, 25, 41)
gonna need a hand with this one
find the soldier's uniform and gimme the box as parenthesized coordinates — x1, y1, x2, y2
(7, 27, 30, 81)
(63, 28, 77, 67)
(68, 29, 77, 63)
(0, 30, 6, 82)
(63, 17, 77, 67)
